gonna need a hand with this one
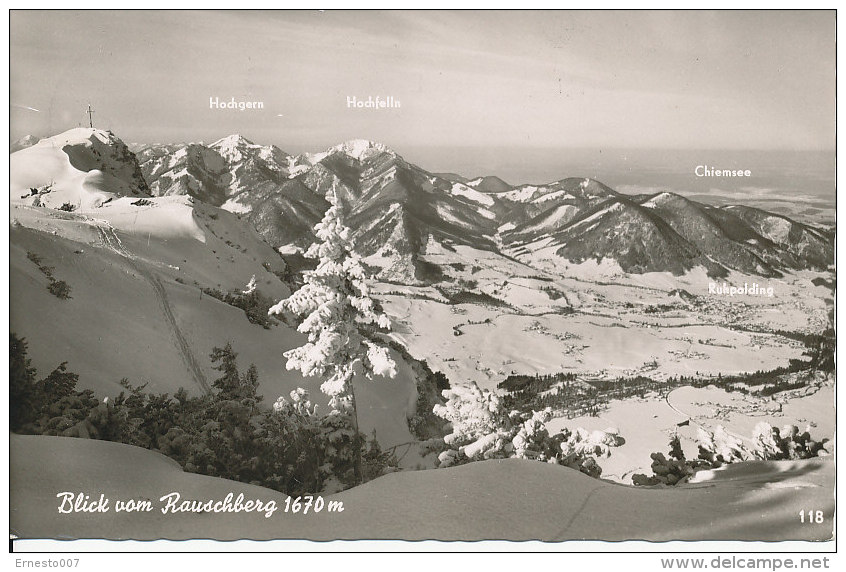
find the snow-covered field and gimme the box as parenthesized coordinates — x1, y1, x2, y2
(546, 383, 835, 483)
(375, 240, 832, 390)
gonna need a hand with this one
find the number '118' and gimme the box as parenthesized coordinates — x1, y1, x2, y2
(799, 510, 824, 523)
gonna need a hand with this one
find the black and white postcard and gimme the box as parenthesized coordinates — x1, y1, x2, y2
(6, 8, 838, 560)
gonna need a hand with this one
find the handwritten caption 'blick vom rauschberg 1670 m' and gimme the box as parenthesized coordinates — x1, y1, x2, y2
(56, 491, 344, 519)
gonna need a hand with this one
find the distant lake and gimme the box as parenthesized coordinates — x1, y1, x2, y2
(404, 146, 835, 225)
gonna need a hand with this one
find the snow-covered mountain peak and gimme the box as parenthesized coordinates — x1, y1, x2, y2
(466, 175, 512, 194)
(575, 177, 615, 197)
(10, 127, 149, 208)
(211, 133, 254, 147)
(209, 134, 289, 166)
(126, 131, 834, 279)
(641, 191, 687, 209)
(295, 139, 396, 167)
(209, 134, 258, 163)
(330, 139, 394, 161)
(36, 127, 119, 150)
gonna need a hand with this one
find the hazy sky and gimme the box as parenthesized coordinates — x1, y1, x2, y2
(10, 10, 835, 162)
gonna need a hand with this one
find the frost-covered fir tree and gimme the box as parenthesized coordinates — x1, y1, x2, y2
(433, 383, 622, 475)
(269, 186, 397, 484)
(242, 274, 257, 295)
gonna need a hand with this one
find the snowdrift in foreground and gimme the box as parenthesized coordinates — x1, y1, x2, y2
(10, 434, 834, 542)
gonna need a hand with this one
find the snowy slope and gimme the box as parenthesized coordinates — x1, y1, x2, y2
(448, 182, 496, 207)
(10, 196, 420, 448)
(10, 434, 834, 541)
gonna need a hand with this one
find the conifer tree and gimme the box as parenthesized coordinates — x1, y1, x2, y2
(210, 343, 241, 399)
(269, 186, 396, 484)
(10, 334, 38, 430)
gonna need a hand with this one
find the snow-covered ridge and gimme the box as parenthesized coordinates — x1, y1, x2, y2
(641, 191, 677, 209)
(34, 127, 118, 149)
(563, 201, 625, 234)
(449, 182, 495, 207)
(138, 134, 291, 207)
(532, 189, 571, 204)
(32, 128, 830, 280)
(513, 204, 579, 235)
(210, 134, 257, 162)
(299, 139, 396, 166)
(210, 134, 288, 166)
(139, 142, 231, 203)
(331, 139, 392, 161)
(496, 185, 564, 203)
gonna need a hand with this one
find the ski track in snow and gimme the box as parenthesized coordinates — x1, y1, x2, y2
(137, 266, 212, 395)
(665, 390, 695, 426)
(665, 388, 751, 444)
(551, 482, 606, 541)
(89, 218, 211, 395)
